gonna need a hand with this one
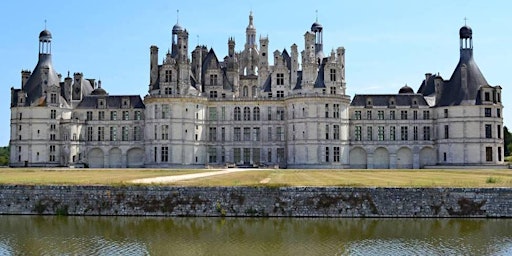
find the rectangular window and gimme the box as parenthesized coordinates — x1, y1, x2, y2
(333, 147, 340, 162)
(208, 147, 217, 163)
(221, 107, 226, 120)
(333, 104, 340, 118)
(325, 125, 329, 140)
(444, 125, 449, 139)
(485, 124, 492, 138)
(110, 111, 117, 121)
(333, 125, 340, 140)
(330, 69, 336, 81)
(110, 127, 117, 141)
(497, 108, 501, 118)
(325, 104, 329, 118)
(377, 110, 384, 120)
(267, 148, 272, 162)
(276, 90, 284, 98)
(276, 73, 284, 85)
(277, 108, 285, 120)
(98, 127, 104, 141)
(234, 127, 241, 141)
(87, 127, 93, 141)
(162, 104, 169, 119)
(378, 126, 384, 141)
(325, 147, 330, 162)
(330, 87, 336, 95)
(165, 70, 171, 83)
(209, 91, 218, 98)
(134, 111, 142, 120)
(161, 125, 169, 140)
(390, 126, 396, 140)
(253, 127, 260, 141)
(485, 108, 492, 117)
(243, 148, 251, 163)
(243, 127, 251, 141)
(50, 109, 57, 119)
(486, 147, 493, 162)
(413, 126, 418, 140)
(444, 109, 448, 118)
(209, 107, 217, 121)
(268, 127, 272, 141)
(423, 110, 430, 120)
(355, 126, 362, 141)
(355, 111, 361, 120)
(400, 126, 408, 140)
(122, 111, 129, 120)
(210, 74, 218, 85)
(98, 111, 105, 121)
(423, 126, 431, 140)
(50, 93, 57, 104)
(133, 126, 140, 141)
(221, 127, 225, 141)
(498, 125, 502, 139)
(498, 147, 502, 162)
(367, 126, 373, 141)
(267, 107, 272, 121)
(390, 110, 395, 120)
(366, 110, 372, 120)
(122, 126, 129, 141)
(86, 111, 93, 121)
(276, 127, 284, 141)
(400, 111, 408, 120)
(413, 111, 418, 120)
(161, 147, 169, 162)
(484, 92, 490, 102)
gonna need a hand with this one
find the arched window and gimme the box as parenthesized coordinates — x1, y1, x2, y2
(234, 107, 241, 121)
(251, 86, 257, 97)
(243, 86, 249, 97)
(243, 107, 251, 121)
(253, 107, 260, 121)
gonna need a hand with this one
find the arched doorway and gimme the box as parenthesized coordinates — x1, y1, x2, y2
(350, 147, 367, 169)
(127, 148, 145, 168)
(397, 147, 413, 169)
(419, 147, 436, 168)
(109, 148, 122, 168)
(88, 148, 104, 168)
(373, 147, 390, 169)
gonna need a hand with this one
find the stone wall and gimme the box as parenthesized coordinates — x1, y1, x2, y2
(0, 185, 511, 217)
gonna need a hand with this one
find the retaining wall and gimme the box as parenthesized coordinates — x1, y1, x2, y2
(0, 185, 511, 217)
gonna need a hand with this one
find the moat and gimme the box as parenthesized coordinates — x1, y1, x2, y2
(0, 216, 511, 255)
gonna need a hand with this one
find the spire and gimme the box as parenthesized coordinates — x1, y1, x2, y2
(246, 11, 256, 47)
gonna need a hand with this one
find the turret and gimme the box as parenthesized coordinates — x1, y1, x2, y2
(246, 11, 256, 47)
(150, 45, 159, 90)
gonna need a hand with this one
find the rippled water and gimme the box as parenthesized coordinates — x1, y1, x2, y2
(0, 216, 511, 255)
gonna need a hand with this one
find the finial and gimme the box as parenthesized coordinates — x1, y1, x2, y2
(176, 9, 179, 24)
(464, 17, 468, 26)
(315, 10, 318, 22)
(197, 35, 199, 46)
(44, 19, 47, 29)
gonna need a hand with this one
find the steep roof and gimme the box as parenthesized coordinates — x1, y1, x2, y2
(23, 54, 61, 106)
(351, 94, 429, 107)
(75, 95, 145, 109)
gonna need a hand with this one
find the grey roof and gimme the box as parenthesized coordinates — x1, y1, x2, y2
(351, 94, 429, 107)
(313, 59, 327, 88)
(23, 54, 61, 106)
(263, 74, 272, 92)
(417, 73, 440, 96)
(398, 84, 414, 94)
(76, 95, 145, 109)
(282, 49, 292, 71)
(459, 25, 472, 39)
(293, 71, 303, 90)
(436, 48, 488, 106)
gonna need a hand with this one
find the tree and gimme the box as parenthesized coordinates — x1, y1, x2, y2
(0, 146, 9, 166)
(504, 126, 512, 157)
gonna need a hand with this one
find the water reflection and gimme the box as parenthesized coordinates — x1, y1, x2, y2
(0, 216, 511, 255)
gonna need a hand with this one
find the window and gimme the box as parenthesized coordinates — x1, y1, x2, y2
(122, 111, 129, 120)
(210, 91, 218, 98)
(390, 110, 395, 120)
(366, 110, 372, 120)
(333, 125, 340, 140)
(234, 107, 241, 121)
(161, 125, 169, 140)
(377, 111, 384, 120)
(484, 92, 490, 102)
(234, 148, 241, 163)
(122, 126, 129, 141)
(209, 127, 217, 141)
(234, 127, 241, 141)
(444, 125, 449, 139)
(413, 111, 418, 120)
(498, 147, 502, 162)
(164, 87, 172, 95)
(208, 147, 217, 163)
(98, 111, 105, 121)
(110, 111, 117, 121)
(98, 127, 104, 141)
(485, 108, 492, 117)
(497, 108, 501, 118)
(423, 126, 431, 140)
(154, 147, 158, 162)
(243, 107, 251, 121)
(498, 125, 502, 139)
(161, 147, 169, 162)
(325, 147, 330, 162)
(333, 104, 340, 118)
(162, 104, 169, 119)
(400, 126, 408, 140)
(330, 69, 336, 81)
(325, 125, 329, 140)
(423, 110, 430, 120)
(276, 91, 284, 98)
(86, 111, 93, 121)
(378, 126, 385, 141)
(154, 125, 157, 139)
(444, 109, 448, 118)
(355, 126, 362, 141)
(267, 107, 272, 121)
(133, 127, 141, 141)
(400, 111, 408, 120)
(243, 127, 250, 141)
(210, 74, 218, 85)
(413, 126, 418, 140)
(367, 127, 373, 141)
(485, 124, 492, 138)
(355, 111, 361, 120)
(390, 126, 396, 140)
(221, 127, 225, 141)
(253, 127, 260, 141)
(221, 107, 226, 120)
(134, 111, 142, 120)
(277, 73, 284, 85)
(277, 108, 285, 120)
(268, 127, 273, 141)
(253, 107, 260, 121)
(110, 127, 117, 141)
(325, 104, 329, 118)
(243, 86, 250, 97)
(333, 147, 340, 162)
(165, 70, 171, 82)
(50, 93, 57, 104)
(330, 87, 337, 95)
(87, 127, 93, 141)
(276, 127, 284, 141)
(50, 109, 57, 119)
(486, 147, 493, 162)
(209, 107, 217, 121)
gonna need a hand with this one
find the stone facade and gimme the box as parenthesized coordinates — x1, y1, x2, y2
(0, 185, 511, 217)
(9, 13, 504, 168)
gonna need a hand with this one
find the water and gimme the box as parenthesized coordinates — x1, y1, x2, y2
(0, 216, 511, 256)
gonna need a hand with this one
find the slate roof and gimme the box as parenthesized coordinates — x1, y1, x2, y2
(76, 95, 145, 109)
(417, 73, 440, 96)
(293, 71, 303, 90)
(351, 94, 429, 107)
(313, 59, 327, 88)
(23, 54, 61, 106)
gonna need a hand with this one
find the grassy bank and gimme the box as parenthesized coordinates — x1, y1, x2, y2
(0, 168, 511, 188)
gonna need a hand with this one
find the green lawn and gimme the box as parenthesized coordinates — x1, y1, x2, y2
(0, 168, 511, 188)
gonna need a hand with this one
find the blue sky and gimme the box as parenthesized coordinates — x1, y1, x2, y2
(1, 1, 511, 146)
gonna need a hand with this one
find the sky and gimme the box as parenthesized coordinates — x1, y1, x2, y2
(1, 0, 511, 146)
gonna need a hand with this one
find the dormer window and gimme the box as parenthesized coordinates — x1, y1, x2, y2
(389, 98, 396, 108)
(484, 92, 490, 102)
(366, 98, 373, 108)
(98, 99, 105, 108)
(122, 98, 130, 108)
